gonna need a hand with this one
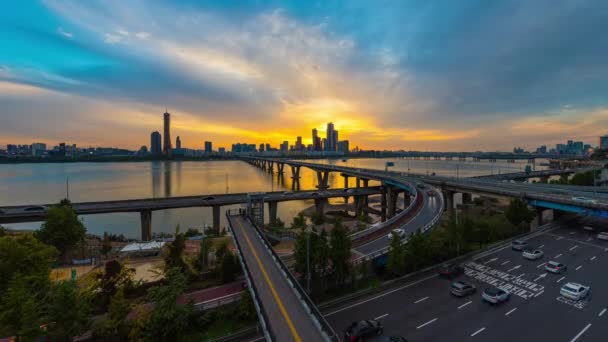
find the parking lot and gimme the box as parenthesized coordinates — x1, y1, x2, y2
(326, 220, 608, 341)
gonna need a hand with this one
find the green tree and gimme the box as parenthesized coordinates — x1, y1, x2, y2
(164, 225, 187, 273)
(94, 260, 136, 309)
(505, 198, 535, 231)
(219, 252, 239, 283)
(184, 228, 200, 238)
(329, 219, 351, 287)
(238, 290, 257, 321)
(0, 235, 57, 292)
(215, 240, 229, 261)
(96, 289, 131, 341)
(0, 275, 44, 341)
(46, 281, 91, 341)
(313, 229, 330, 283)
(570, 170, 598, 186)
(403, 233, 430, 272)
(101, 232, 112, 256)
(0, 225, 6, 237)
(35, 201, 86, 259)
(144, 268, 196, 341)
(386, 232, 406, 276)
(199, 237, 213, 272)
(291, 213, 307, 229)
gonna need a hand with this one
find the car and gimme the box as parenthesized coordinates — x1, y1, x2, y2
(560, 282, 590, 301)
(427, 190, 435, 197)
(23, 205, 46, 212)
(511, 240, 527, 251)
(597, 232, 608, 241)
(451, 281, 477, 297)
(438, 264, 464, 279)
(545, 261, 567, 274)
(522, 248, 543, 260)
(583, 226, 595, 232)
(572, 196, 597, 204)
(481, 287, 510, 305)
(344, 320, 383, 341)
(202, 196, 215, 200)
(385, 337, 408, 342)
(387, 228, 406, 240)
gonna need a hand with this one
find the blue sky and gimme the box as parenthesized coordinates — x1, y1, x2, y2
(1, 0, 607, 151)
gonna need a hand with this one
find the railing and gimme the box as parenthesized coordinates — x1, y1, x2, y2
(225, 210, 274, 342)
(241, 214, 338, 341)
(194, 291, 244, 311)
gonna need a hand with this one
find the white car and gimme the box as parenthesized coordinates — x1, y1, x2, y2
(572, 197, 597, 204)
(387, 229, 406, 240)
(560, 282, 590, 301)
(597, 232, 608, 241)
(545, 261, 567, 274)
(522, 248, 544, 260)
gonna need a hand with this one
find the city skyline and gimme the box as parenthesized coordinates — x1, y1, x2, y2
(2, 2, 608, 151)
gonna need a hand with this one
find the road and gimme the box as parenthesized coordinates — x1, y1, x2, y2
(325, 220, 608, 341)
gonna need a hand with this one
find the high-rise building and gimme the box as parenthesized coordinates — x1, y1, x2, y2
(31, 142, 46, 156)
(601, 135, 608, 150)
(176, 136, 181, 149)
(295, 136, 303, 151)
(280, 141, 289, 153)
(163, 111, 172, 157)
(265, 143, 271, 152)
(205, 141, 213, 153)
(312, 128, 321, 151)
(259, 143, 265, 152)
(326, 122, 335, 151)
(151, 131, 162, 155)
(337, 140, 349, 153)
(333, 130, 339, 151)
(322, 138, 327, 151)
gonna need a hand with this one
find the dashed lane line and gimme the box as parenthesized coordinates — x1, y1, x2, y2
(570, 323, 592, 342)
(484, 257, 498, 264)
(458, 301, 472, 310)
(557, 276, 566, 283)
(590, 256, 597, 261)
(374, 313, 389, 320)
(501, 260, 510, 266)
(536, 262, 546, 269)
(534, 290, 544, 298)
(471, 327, 486, 337)
(555, 254, 562, 259)
(505, 308, 517, 316)
(576, 265, 583, 271)
(570, 245, 579, 251)
(538, 244, 545, 249)
(416, 318, 438, 330)
(414, 296, 429, 304)
(599, 309, 606, 317)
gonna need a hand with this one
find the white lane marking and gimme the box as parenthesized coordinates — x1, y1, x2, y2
(590, 256, 597, 261)
(538, 244, 545, 249)
(505, 308, 517, 316)
(414, 296, 429, 304)
(501, 260, 510, 266)
(507, 265, 521, 272)
(570, 245, 579, 251)
(556, 236, 564, 240)
(533, 274, 547, 282)
(517, 273, 525, 278)
(555, 253, 563, 259)
(374, 313, 389, 320)
(484, 257, 498, 264)
(416, 318, 438, 330)
(471, 327, 486, 337)
(325, 274, 437, 316)
(569, 232, 576, 235)
(570, 323, 592, 342)
(599, 308, 607, 317)
(536, 262, 546, 269)
(576, 265, 583, 271)
(557, 276, 566, 283)
(458, 301, 472, 310)
(534, 290, 544, 297)
(587, 237, 593, 241)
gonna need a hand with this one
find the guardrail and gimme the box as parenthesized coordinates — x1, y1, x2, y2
(194, 291, 244, 311)
(241, 213, 338, 341)
(225, 210, 274, 342)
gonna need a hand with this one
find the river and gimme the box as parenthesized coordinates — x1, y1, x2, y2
(0, 158, 544, 237)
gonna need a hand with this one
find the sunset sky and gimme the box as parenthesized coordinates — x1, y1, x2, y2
(2, 1, 608, 151)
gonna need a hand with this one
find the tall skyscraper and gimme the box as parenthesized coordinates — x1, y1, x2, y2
(312, 128, 320, 151)
(205, 141, 213, 153)
(163, 111, 172, 157)
(337, 140, 349, 153)
(176, 136, 181, 149)
(295, 136, 303, 151)
(326, 122, 335, 151)
(259, 143, 265, 152)
(151, 131, 162, 155)
(280, 141, 289, 153)
(333, 130, 339, 151)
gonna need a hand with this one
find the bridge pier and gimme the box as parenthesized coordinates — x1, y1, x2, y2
(316, 170, 330, 190)
(213, 205, 221, 232)
(380, 187, 387, 221)
(314, 198, 326, 218)
(387, 186, 398, 218)
(140, 210, 152, 241)
(268, 201, 278, 226)
(341, 173, 350, 202)
(443, 190, 455, 217)
(277, 162, 285, 174)
(268, 161, 274, 173)
(290, 165, 301, 180)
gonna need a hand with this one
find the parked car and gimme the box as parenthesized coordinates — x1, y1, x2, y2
(481, 287, 510, 305)
(387, 228, 406, 240)
(344, 320, 383, 341)
(560, 282, 590, 301)
(545, 261, 567, 274)
(511, 240, 527, 251)
(522, 248, 544, 260)
(597, 232, 608, 241)
(451, 281, 477, 297)
(438, 264, 464, 279)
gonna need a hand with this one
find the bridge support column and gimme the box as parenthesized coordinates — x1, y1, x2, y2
(290, 165, 301, 180)
(387, 186, 398, 218)
(342, 173, 350, 203)
(443, 190, 455, 217)
(277, 162, 285, 174)
(268, 161, 274, 173)
(380, 187, 387, 222)
(316, 170, 330, 190)
(268, 201, 278, 226)
(314, 198, 326, 218)
(213, 205, 221, 232)
(140, 210, 152, 241)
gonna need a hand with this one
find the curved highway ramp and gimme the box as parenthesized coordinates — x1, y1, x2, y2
(227, 213, 336, 341)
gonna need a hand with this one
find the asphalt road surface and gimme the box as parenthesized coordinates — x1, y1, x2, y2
(326, 221, 608, 342)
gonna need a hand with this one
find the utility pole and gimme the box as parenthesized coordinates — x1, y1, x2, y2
(66, 177, 70, 200)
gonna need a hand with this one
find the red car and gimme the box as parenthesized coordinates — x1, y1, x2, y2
(438, 264, 464, 279)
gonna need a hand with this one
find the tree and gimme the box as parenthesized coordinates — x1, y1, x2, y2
(96, 289, 131, 341)
(101, 232, 112, 256)
(291, 213, 307, 229)
(215, 240, 229, 261)
(403, 233, 430, 272)
(199, 237, 213, 272)
(93, 260, 136, 309)
(0, 235, 57, 292)
(238, 290, 257, 321)
(184, 228, 200, 238)
(570, 170, 598, 186)
(505, 198, 534, 231)
(46, 281, 91, 341)
(143, 268, 196, 341)
(219, 252, 239, 283)
(35, 201, 86, 259)
(313, 229, 330, 283)
(386, 232, 406, 276)
(0, 225, 6, 237)
(329, 219, 351, 287)
(164, 225, 187, 273)
(0, 275, 44, 341)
